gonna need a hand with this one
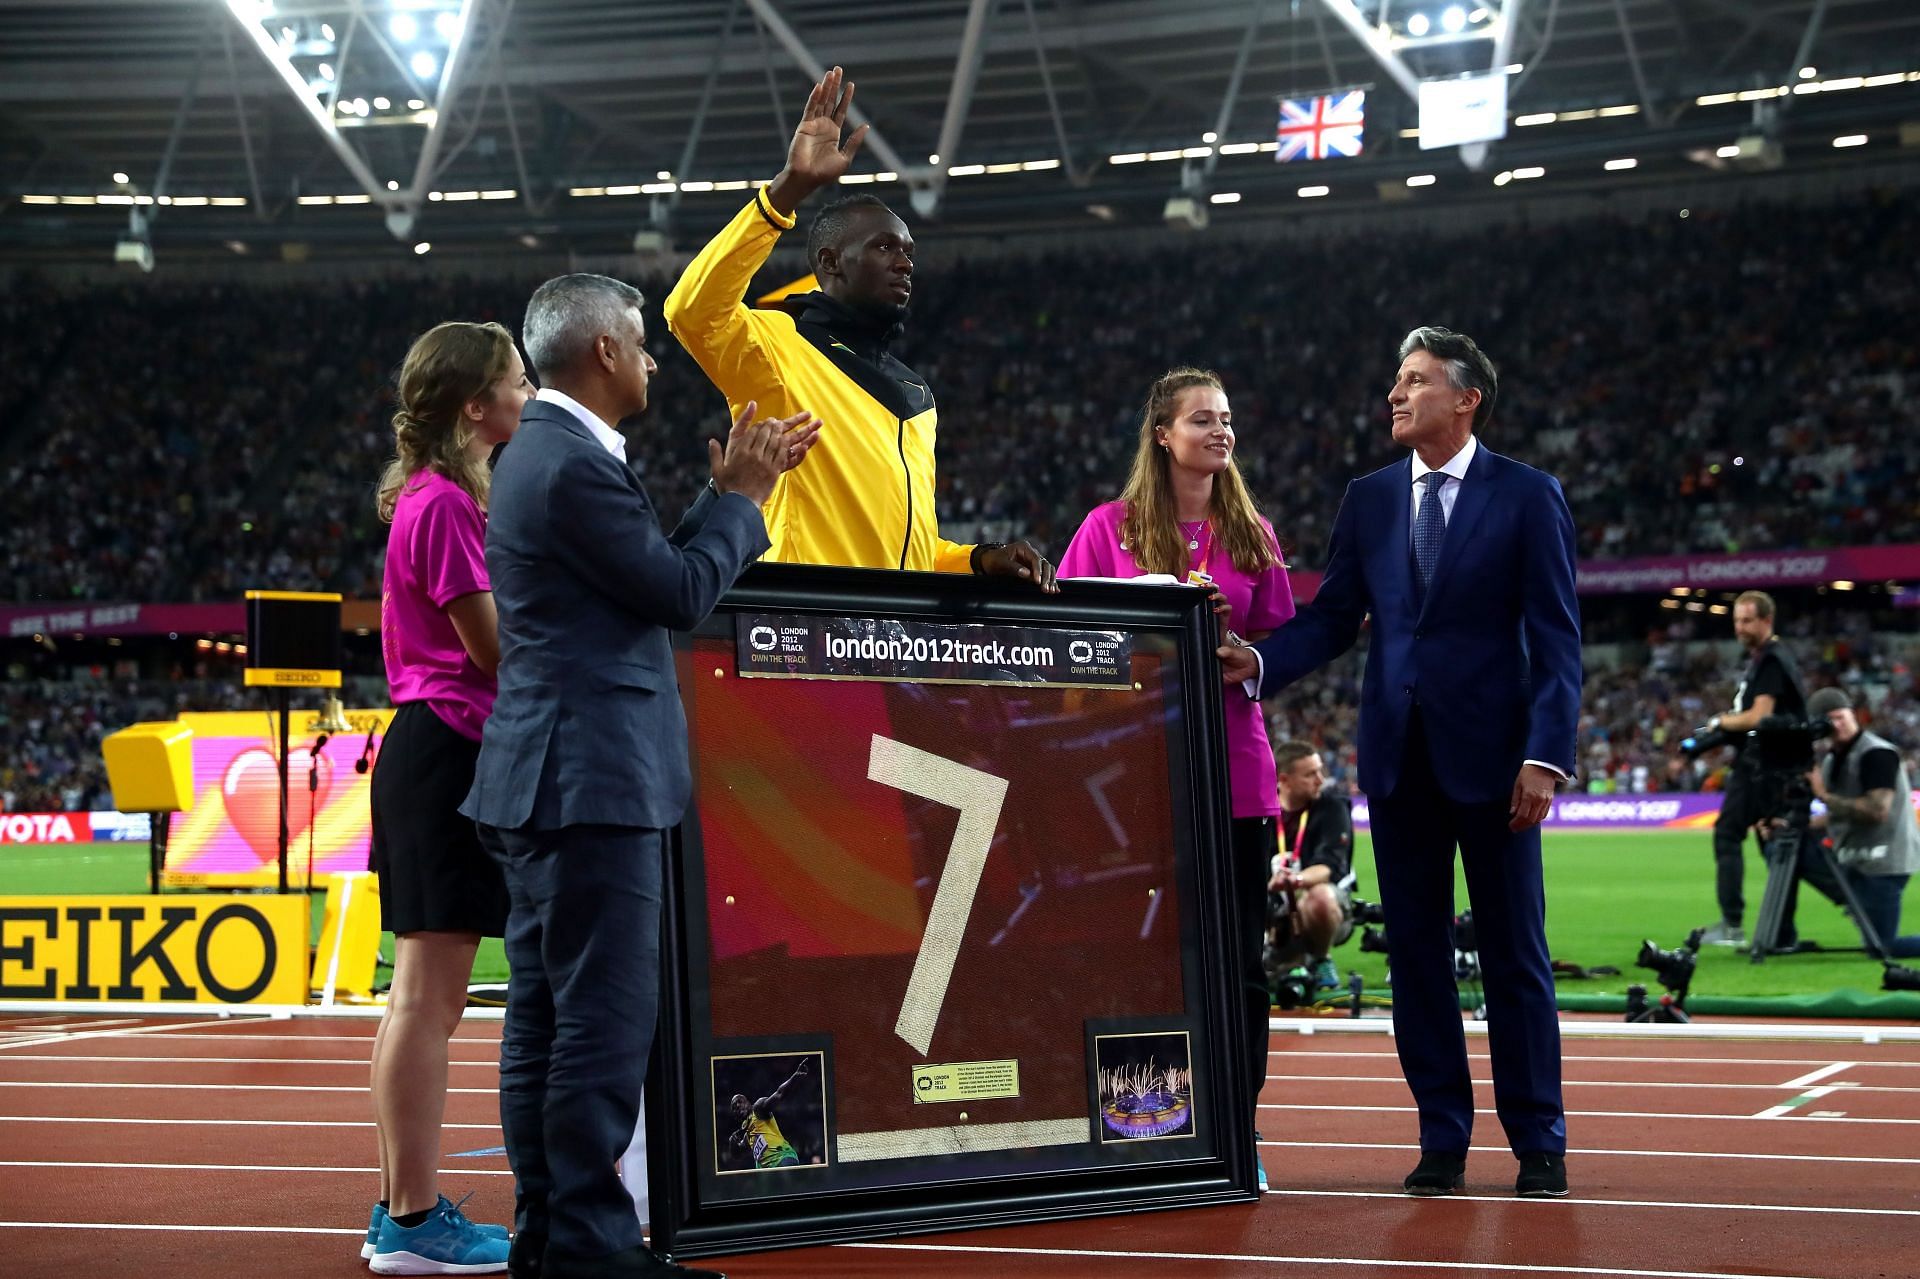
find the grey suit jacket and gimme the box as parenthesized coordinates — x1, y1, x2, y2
(460, 398, 770, 831)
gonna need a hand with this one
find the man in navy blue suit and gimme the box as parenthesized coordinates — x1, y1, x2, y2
(463, 274, 818, 1278)
(1218, 326, 1581, 1198)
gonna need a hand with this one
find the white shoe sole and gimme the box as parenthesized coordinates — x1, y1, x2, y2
(368, 1250, 508, 1275)
(361, 1240, 377, 1260)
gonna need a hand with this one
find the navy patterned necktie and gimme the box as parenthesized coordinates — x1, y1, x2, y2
(1414, 470, 1448, 598)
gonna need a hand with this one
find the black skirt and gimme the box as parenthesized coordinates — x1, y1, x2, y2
(369, 701, 509, 937)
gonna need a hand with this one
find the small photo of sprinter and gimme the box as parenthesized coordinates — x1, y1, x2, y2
(712, 1051, 828, 1174)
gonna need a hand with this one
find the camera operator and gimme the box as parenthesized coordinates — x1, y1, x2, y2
(1800, 688, 1920, 958)
(1699, 591, 1810, 947)
(1266, 741, 1359, 991)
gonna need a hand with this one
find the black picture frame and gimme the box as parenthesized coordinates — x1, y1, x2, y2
(648, 562, 1256, 1259)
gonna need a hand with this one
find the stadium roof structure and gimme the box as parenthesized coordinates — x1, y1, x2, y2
(2, 0, 1918, 262)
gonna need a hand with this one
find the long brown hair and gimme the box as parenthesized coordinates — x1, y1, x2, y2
(1117, 367, 1281, 576)
(375, 321, 517, 523)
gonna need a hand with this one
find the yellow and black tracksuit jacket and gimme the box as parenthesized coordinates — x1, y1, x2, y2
(664, 191, 975, 573)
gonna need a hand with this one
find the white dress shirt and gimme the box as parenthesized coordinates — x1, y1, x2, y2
(1409, 433, 1477, 532)
(536, 387, 626, 462)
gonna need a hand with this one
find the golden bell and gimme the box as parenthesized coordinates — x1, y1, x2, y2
(314, 694, 352, 735)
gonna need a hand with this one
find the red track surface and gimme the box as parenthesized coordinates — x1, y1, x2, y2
(2, 1012, 1918, 1277)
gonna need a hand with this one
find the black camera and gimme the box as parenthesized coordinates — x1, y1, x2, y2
(1352, 897, 1387, 927)
(1885, 963, 1920, 993)
(1273, 965, 1317, 1010)
(1627, 929, 1701, 1024)
(1636, 935, 1698, 994)
(1681, 713, 1833, 759)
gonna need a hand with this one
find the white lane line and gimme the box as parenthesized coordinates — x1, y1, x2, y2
(1262, 1188, 1920, 1219)
(0, 1081, 495, 1094)
(0, 1116, 498, 1129)
(0, 1019, 252, 1053)
(1264, 1073, 1908, 1094)
(1753, 1084, 1850, 1120)
(1274, 1050, 1920, 1070)
(1260, 1103, 1920, 1125)
(1782, 1062, 1855, 1088)
(61, 1029, 495, 1037)
(0, 1160, 509, 1177)
(0, 1054, 496, 1068)
(0, 1222, 362, 1237)
(842, 1240, 1830, 1279)
(1258, 1139, 1920, 1166)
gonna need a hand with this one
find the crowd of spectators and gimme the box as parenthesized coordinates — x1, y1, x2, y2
(2, 190, 1917, 606)
(4, 189, 1919, 809)
(1265, 618, 1920, 799)
(0, 677, 242, 811)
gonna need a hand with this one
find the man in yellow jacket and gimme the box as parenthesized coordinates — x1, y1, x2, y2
(665, 66, 1055, 587)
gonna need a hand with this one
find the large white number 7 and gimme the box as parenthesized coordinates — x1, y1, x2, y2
(867, 734, 1009, 1057)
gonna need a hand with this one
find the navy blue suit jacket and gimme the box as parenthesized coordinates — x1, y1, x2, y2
(461, 399, 771, 832)
(1254, 444, 1581, 804)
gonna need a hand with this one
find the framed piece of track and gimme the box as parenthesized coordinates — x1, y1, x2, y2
(648, 563, 1256, 1258)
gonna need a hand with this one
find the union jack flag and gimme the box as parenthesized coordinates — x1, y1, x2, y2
(1275, 90, 1366, 162)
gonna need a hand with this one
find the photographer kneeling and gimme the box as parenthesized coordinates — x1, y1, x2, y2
(1800, 688, 1920, 959)
(1266, 741, 1359, 994)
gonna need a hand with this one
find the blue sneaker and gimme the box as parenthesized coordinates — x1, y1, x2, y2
(363, 1203, 387, 1260)
(1256, 1150, 1270, 1193)
(1312, 958, 1341, 991)
(369, 1194, 510, 1275)
(364, 1200, 508, 1260)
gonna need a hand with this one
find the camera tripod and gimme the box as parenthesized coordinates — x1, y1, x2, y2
(1749, 827, 1890, 962)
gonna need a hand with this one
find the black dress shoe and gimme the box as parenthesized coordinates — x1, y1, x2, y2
(546, 1243, 725, 1279)
(1516, 1151, 1569, 1198)
(1403, 1150, 1466, 1195)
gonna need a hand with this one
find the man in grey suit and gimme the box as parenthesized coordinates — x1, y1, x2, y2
(463, 273, 817, 1279)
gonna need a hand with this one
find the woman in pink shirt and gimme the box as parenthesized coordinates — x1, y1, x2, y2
(1058, 366, 1294, 1192)
(366, 321, 530, 1272)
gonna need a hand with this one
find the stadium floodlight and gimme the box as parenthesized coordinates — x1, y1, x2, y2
(1209, 192, 1242, 204)
(413, 241, 431, 255)
(224, 0, 483, 240)
(1297, 184, 1330, 197)
(1406, 173, 1437, 186)
(112, 171, 129, 184)
(1799, 66, 1818, 79)
(1442, 6, 1467, 32)
(1406, 12, 1430, 36)
(1832, 134, 1868, 148)
(1605, 158, 1638, 171)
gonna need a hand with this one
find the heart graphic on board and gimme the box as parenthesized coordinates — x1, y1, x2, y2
(221, 746, 333, 865)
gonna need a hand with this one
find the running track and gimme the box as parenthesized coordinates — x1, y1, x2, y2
(1, 1011, 1916, 1277)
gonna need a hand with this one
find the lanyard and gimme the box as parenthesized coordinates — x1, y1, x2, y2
(1280, 807, 1309, 869)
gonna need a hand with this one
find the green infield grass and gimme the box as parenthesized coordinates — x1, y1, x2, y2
(4, 830, 1916, 1011)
